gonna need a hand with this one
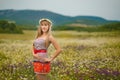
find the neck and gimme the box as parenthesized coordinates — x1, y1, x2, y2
(42, 32, 47, 36)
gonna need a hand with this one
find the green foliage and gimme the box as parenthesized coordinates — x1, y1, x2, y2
(53, 22, 120, 32)
(0, 20, 23, 34)
(100, 22, 120, 31)
(18, 25, 37, 30)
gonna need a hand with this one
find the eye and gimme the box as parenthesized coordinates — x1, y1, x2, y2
(45, 24, 47, 26)
(41, 24, 43, 26)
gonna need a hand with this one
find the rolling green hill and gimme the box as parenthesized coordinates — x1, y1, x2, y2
(0, 9, 119, 26)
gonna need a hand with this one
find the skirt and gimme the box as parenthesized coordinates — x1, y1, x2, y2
(33, 61, 50, 74)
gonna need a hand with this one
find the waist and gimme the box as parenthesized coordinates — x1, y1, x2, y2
(34, 49, 47, 54)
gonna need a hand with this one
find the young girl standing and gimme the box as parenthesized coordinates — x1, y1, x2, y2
(32, 18, 62, 80)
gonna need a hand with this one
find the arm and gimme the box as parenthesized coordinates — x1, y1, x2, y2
(49, 35, 62, 61)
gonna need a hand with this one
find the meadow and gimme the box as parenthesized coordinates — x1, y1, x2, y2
(0, 30, 120, 80)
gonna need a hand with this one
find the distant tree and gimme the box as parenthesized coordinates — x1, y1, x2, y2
(0, 20, 23, 34)
(0, 20, 8, 29)
(9, 23, 16, 31)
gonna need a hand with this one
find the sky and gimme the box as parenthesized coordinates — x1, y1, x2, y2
(0, 0, 120, 20)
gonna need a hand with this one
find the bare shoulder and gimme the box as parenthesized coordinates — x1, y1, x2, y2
(48, 34, 56, 42)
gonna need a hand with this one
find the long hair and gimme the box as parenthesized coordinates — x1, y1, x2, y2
(35, 18, 52, 48)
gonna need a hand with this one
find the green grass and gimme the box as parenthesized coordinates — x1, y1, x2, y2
(0, 30, 36, 40)
(0, 30, 120, 39)
(0, 30, 120, 80)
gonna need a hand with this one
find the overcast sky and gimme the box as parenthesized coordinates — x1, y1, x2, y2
(0, 0, 120, 20)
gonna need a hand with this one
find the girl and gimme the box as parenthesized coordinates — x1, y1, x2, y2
(32, 18, 62, 80)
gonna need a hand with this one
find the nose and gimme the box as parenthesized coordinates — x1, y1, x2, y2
(42, 25, 45, 28)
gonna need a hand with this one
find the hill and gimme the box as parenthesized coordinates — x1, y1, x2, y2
(0, 9, 119, 26)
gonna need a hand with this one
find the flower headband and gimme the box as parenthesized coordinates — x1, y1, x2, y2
(39, 18, 52, 27)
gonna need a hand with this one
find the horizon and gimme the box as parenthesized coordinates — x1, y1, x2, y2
(0, 0, 120, 21)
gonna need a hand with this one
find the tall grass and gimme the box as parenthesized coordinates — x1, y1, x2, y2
(0, 30, 120, 80)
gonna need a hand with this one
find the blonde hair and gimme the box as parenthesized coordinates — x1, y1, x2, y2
(36, 18, 52, 48)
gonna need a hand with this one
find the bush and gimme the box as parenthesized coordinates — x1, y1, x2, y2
(53, 22, 120, 32)
(0, 20, 23, 34)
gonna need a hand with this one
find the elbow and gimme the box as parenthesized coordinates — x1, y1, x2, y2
(32, 54, 35, 57)
(58, 49, 62, 53)
(33, 53, 37, 57)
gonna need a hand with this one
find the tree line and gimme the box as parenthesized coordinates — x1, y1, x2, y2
(53, 22, 120, 32)
(0, 20, 23, 34)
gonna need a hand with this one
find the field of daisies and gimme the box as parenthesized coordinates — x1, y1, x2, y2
(0, 30, 120, 80)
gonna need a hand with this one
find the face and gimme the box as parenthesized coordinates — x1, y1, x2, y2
(40, 21, 50, 33)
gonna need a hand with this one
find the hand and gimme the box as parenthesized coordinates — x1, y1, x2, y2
(44, 58, 53, 63)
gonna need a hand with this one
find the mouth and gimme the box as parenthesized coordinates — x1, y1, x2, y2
(42, 28, 45, 30)
(42, 28, 47, 31)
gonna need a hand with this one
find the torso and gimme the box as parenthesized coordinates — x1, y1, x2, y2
(33, 38, 47, 50)
(33, 36, 50, 62)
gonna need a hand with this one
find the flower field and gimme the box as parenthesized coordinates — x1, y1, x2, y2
(0, 30, 120, 80)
